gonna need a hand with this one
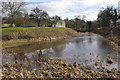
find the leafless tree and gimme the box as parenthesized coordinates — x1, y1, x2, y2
(1, 0, 26, 27)
(30, 7, 49, 27)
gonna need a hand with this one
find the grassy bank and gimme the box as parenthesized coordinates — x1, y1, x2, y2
(2, 27, 81, 48)
(2, 27, 68, 30)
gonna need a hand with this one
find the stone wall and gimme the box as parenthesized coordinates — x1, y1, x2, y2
(52, 20, 65, 28)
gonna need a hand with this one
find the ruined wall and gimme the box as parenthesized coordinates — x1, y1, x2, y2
(52, 20, 65, 28)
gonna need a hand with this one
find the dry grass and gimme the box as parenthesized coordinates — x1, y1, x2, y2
(2, 27, 81, 48)
(94, 26, 120, 46)
(2, 27, 78, 40)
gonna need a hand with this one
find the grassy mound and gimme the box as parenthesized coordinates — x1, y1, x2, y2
(2, 27, 80, 41)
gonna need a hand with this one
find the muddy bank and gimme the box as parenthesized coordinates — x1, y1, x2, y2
(2, 28, 85, 48)
(2, 28, 80, 40)
(94, 27, 120, 46)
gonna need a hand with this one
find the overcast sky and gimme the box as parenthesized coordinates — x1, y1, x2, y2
(25, 0, 119, 21)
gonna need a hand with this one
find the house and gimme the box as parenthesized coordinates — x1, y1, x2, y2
(52, 20, 66, 28)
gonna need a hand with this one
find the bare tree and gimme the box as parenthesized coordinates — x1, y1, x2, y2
(110, 8, 119, 27)
(30, 7, 49, 27)
(2, 0, 26, 27)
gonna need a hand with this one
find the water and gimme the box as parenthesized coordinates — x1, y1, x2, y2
(2, 34, 118, 70)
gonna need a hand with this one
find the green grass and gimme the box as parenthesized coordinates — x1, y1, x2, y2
(2, 27, 70, 31)
(2, 27, 70, 38)
(40, 27, 70, 30)
(2, 27, 70, 30)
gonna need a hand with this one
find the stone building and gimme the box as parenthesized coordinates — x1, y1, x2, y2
(52, 20, 66, 28)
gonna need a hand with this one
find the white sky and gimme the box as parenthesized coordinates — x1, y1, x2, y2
(1, 0, 120, 21)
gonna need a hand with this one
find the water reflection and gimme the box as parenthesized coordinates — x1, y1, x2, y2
(2, 34, 118, 70)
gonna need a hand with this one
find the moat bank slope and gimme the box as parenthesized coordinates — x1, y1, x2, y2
(2, 27, 82, 48)
(94, 26, 120, 46)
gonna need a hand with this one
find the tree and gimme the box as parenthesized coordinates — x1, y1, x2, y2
(51, 15, 61, 22)
(2, 0, 26, 27)
(110, 8, 119, 27)
(97, 6, 120, 35)
(106, 7, 119, 35)
(22, 13, 35, 26)
(13, 11, 25, 27)
(73, 15, 86, 31)
(64, 19, 75, 29)
(64, 18, 69, 27)
(97, 6, 119, 28)
(97, 8, 111, 27)
(92, 20, 98, 30)
(30, 7, 49, 27)
(87, 21, 92, 32)
(64, 16, 86, 31)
